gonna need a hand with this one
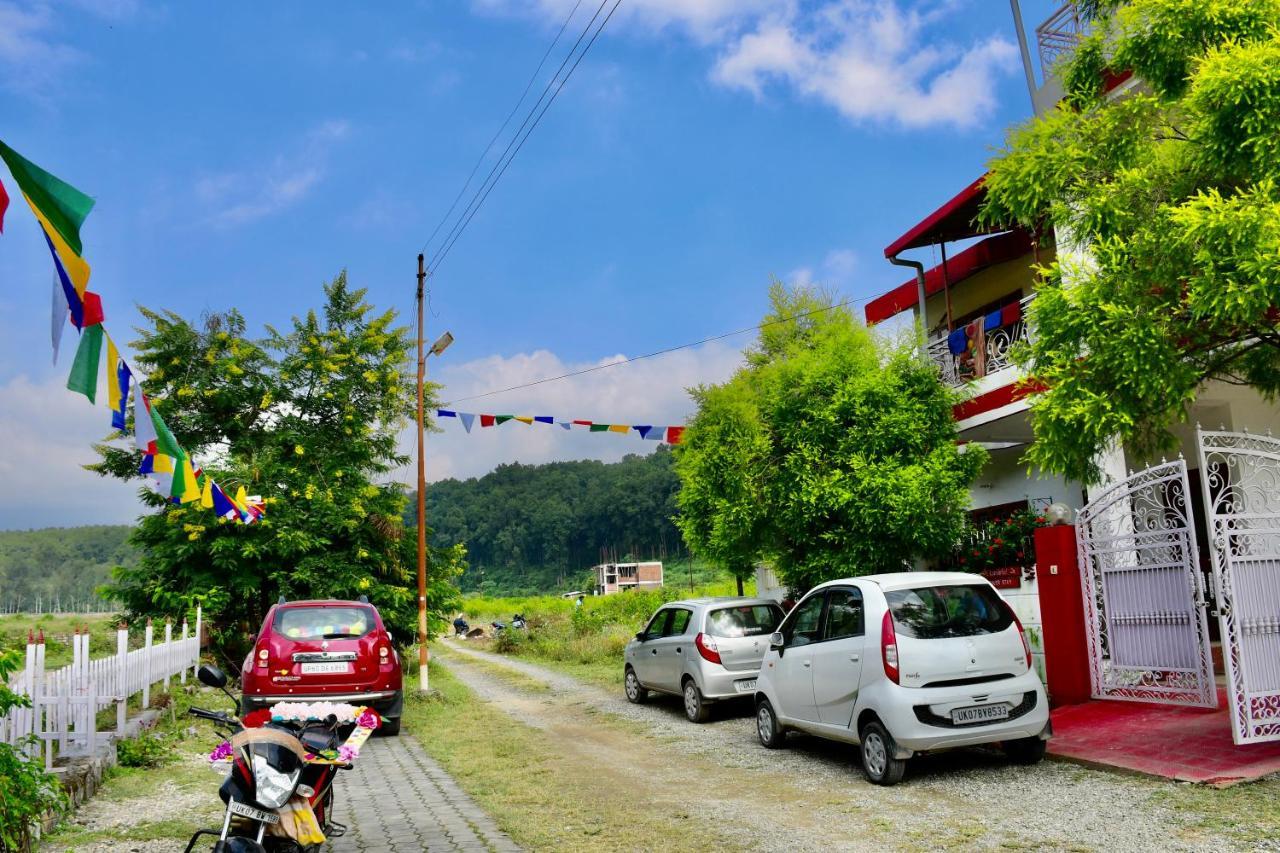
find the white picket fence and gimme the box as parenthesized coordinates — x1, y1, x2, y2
(1, 608, 202, 769)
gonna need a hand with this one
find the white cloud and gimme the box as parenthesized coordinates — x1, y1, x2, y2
(788, 247, 858, 290)
(197, 121, 351, 227)
(396, 341, 744, 485)
(0, 2, 83, 99)
(0, 374, 146, 529)
(476, 0, 1016, 130)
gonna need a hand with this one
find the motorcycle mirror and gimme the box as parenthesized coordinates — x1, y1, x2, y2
(198, 664, 228, 689)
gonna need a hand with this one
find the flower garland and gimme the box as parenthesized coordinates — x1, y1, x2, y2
(207, 702, 382, 765)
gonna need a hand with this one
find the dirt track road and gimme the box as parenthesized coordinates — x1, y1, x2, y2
(439, 640, 1236, 852)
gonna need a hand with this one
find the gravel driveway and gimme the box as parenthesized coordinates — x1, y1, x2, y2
(440, 640, 1242, 852)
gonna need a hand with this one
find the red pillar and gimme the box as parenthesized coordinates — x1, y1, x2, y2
(1035, 524, 1093, 707)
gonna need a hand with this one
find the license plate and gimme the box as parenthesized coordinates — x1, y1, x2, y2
(951, 704, 1011, 724)
(229, 800, 279, 825)
(734, 679, 757, 693)
(300, 662, 350, 674)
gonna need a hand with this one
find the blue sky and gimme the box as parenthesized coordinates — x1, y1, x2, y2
(0, 0, 1063, 528)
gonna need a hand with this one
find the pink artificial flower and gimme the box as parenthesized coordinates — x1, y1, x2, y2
(209, 741, 233, 762)
(338, 744, 359, 763)
(357, 709, 381, 730)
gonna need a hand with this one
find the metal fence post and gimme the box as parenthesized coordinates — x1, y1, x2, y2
(116, 623, 129, 736)
(142, 618, 153, 709)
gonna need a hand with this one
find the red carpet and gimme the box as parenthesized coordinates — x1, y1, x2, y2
(1048, 689, 1280, 786)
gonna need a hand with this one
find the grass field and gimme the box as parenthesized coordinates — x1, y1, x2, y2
(454, 576, 754, 690)
(0, 613, 124, 670)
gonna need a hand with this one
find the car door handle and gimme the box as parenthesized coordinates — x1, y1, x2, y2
(850, 655, 860, 662)
(802, 661, 811, 668)
(651, 649, 658, 655)
(675, 647, 682, 654)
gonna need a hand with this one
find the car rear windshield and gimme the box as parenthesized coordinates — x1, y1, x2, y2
(273, 606, 376, 640)
(706, 604, 783, 639)
(885, 584, 1012, 639)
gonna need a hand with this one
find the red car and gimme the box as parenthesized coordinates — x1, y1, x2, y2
(240, 597, 403, 735)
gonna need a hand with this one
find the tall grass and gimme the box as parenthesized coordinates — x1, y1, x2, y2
(456, 577, 756, 687)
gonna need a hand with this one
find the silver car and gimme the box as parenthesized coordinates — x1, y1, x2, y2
(623, 597, 785, 723)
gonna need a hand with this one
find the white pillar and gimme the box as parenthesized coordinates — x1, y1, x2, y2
(1085, 439, 1128, 504)
(116, 624, 128, 736)
(142, 619, 153, 709)
(163, 620, 173, 691)
(180, 620, 189, 685)
(193, 606, 203, 679)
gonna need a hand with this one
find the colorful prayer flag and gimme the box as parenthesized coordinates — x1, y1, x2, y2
(572, 420, 592, 427)
(199, 475, 214, 510)
(607, 424, 629, 434)
(495, 415, 514, 425)
(459, 412, 476, 433)
(170, 453, 200, 504)
(0, 175, 7, 233)
(480, 414, 496, 428)
(665, 426, 685, 445)
(437, 409, 457, 418)
(558, 422, 571, 430)
(589, 424, 608, 433)
(0, 140, 95, 256)
(28, 199, 91, 297)
(211, 482, 237, 519)
(534, 416, 554, 425)
(134, 391, 157, 451)
(106, 335, 130, 430)
(643, 426, 664, 441)
(67, 324, 104, 403)
(149, 401, 184, 459)
(43, 231, 84, 328)
(51, 271, 67, 364)
(513, 416, 534, 425)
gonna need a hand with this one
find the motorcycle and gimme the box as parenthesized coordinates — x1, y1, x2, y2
(511, 614, 527, 630)
(184, 664, 350, 853)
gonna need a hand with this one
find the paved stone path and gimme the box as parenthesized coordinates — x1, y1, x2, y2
(324, 734, 519, 853)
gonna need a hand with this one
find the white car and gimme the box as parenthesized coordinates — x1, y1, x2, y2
(753, 572, 1051, 785)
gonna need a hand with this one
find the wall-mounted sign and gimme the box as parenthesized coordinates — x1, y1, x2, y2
(979, 566, 1022, 590)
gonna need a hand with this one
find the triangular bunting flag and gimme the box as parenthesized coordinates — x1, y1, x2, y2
(437, 409, 457, 418)
(644, 425, 664, 440)
(149, 401, 184, 459)
(106, 335, 130, 431)
(558, 422, 571, 430)
(43, 231, 84, 329)
(51, 270, 67, 364)
(67, 324, 104, 403)
(514, 416, 534, 425)
(200, 475, 214, 510)
(211, 482, 237, 519)
(135, 391, 157, 451)
(0, 176, 7, 232)
(534, 416, 554, 425)
(495, 415, 514, 425)
(459, 412, 476, 433)
(572, 420, 592, 427)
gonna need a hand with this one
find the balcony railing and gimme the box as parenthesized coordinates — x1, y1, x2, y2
(1036, 2, 1086, 76)
(927, 294, 1035, 389)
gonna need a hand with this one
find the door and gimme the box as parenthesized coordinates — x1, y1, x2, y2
(1076, 459, 1217, 707)
(632, 609, 670, 687)
(811, 586, 866, 726)
(1198, 429, 1280, 744)
(652, 608, 693, 692)
(772, 592, 826, 724)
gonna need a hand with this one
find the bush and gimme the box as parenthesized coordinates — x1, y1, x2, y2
(492, 629, 525, 655)
(0, 649, 67, 852)
(116, 729, 175, 768)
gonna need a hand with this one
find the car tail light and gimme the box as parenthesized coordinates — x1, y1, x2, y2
(881, 611, 899, 684)
(379, 646, 390, 662)
(695, 632, 721, 665)
(256, 648, 269, 667)
(1008, 606, 1032, 669)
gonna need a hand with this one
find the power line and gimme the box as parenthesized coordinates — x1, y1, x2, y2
(419, 0, 587, 256)
(427, 0, 624, 276)
(441, 294, 877, 406)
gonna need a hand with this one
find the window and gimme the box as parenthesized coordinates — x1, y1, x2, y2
(274, 606, 375, 640)
(643, 610, 671, 638)
(706, 604, 784, 639)
(782, 594, 825, 647)
(822, 588, 864, 641)
(668, 608, 692, 636)
(885, 584, 1013, 639)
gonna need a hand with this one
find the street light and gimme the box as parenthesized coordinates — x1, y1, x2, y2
(415, 252, 455, 694)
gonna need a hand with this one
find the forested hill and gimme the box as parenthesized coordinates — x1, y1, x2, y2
(418, 449, 685, 595)
(0, 526, 136, 611)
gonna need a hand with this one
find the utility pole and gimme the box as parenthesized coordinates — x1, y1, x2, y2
(415, 253, 430, 694)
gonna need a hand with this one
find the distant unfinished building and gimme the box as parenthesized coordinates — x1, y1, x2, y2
(591, 561, 663, 596)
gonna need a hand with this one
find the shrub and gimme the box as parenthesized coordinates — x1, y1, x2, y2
(0, 649, 67, 852)
(116, 729, 175, 768)
(492, 629, 525, 655)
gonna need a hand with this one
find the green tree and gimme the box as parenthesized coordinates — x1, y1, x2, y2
(982, 0, 1280, 483)
(92, 274, 462, 663)
(675, 284, 986, 594)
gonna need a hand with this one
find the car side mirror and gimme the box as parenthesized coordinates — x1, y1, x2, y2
(769, 631, 785, 656)
(198, 664, 228, 689)
(635, 632, 646, 642)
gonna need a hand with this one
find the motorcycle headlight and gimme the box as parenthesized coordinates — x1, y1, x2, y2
(252, 754, 301, 809)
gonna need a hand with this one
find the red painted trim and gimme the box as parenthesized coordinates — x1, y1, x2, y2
(883, 174, 991, 257)
(1101, 67, 1133, 95)
(952, 378, 1046, 422)
(866, 231, 1033, 325)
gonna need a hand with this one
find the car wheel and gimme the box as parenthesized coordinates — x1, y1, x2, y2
(624, 667, 648, 704)
(378, 716, 401, 737)
(860, 721, 907, 786)
(683, 678, 710, 723)
(1003, 736, 1046, 765)
(756, 699, 786, 749)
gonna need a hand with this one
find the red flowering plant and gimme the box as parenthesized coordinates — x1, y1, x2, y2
(939, 508, 1048, 575)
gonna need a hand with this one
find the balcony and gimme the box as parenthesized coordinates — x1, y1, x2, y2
(1036, 2, 1086, 76)
(927, 294, 1035, 389)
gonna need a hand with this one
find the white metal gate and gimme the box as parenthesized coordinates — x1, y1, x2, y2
(1197, 429, 1280, 744)
(1076, 459, 1217, 707)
